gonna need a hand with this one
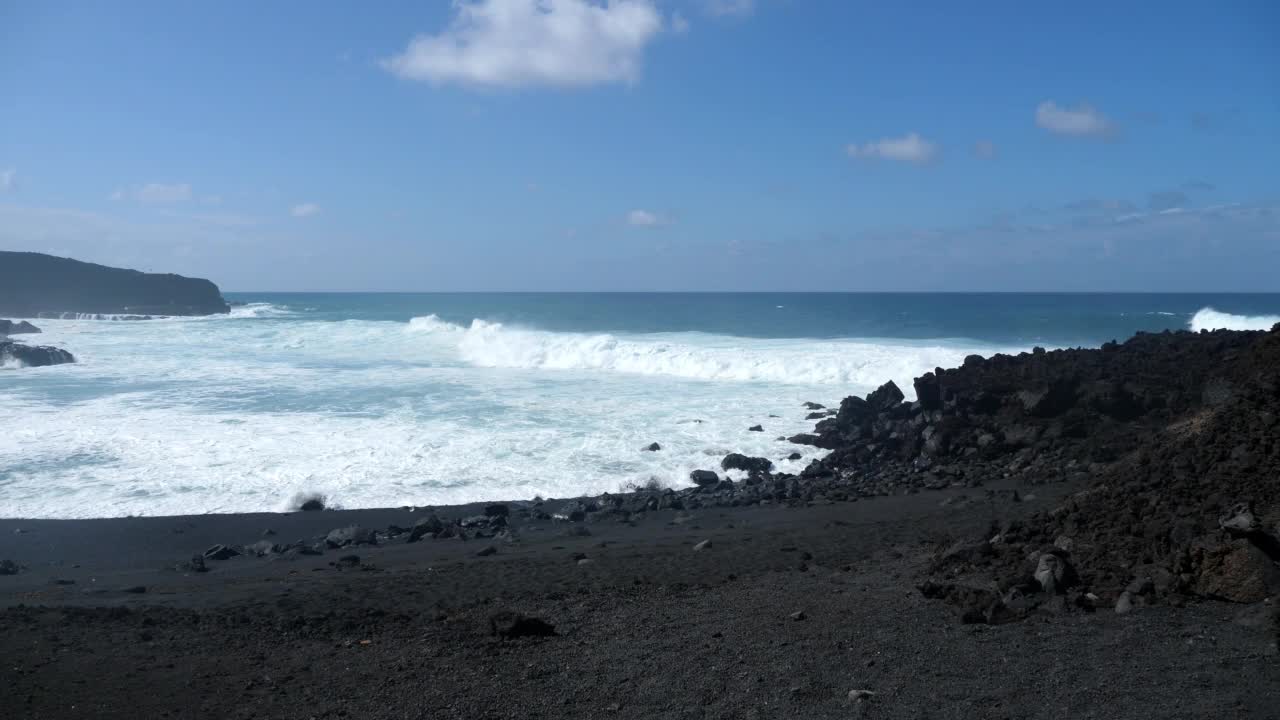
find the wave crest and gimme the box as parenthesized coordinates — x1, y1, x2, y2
(1189, 307, 1280, 332)
(227, 302, 294, 319)
(408, 315, 1003, 389)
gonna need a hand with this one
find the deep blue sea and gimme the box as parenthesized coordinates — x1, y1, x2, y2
(3, 293, 1278, 518)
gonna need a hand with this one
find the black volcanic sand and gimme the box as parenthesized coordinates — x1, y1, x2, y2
(2, 481, 1277, 719)
(3, 326, 1280, 719)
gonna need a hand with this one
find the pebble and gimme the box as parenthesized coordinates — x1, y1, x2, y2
(693, 540, 712, 551)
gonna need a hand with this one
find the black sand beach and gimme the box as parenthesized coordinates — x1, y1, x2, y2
(4, 480, 1276, 720)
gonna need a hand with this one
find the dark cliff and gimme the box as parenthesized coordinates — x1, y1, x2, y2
(0, 252, 229, 317)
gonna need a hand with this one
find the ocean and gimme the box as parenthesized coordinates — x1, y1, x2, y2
(3, 293, 1278, 519)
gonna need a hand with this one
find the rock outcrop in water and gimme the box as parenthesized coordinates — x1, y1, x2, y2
(0, 340, 76, 368)
(0, 251, 229, 317)
(0, 319, 41, 335)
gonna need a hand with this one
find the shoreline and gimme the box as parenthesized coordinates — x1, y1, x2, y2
(3, 324, 1278, 718)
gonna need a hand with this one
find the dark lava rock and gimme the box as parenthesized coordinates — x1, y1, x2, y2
(203, 544, 239, 561)
(0, 341, 75, 367)
(805, 412, 827, 420)
(325, 526, 376, 548)
(484, 504, 510, 518)
(334, 555, 360, 568)
(788, 433, 821, 446)
(903, 326, 1280, 622)
(689, 470, 720, 487)
(0, 559, 23, 575)
(177, 555, 208, 573)
(488, 611, 556, 639)
(407, 514, 446, 542)
(299, 497, 325, 512)
(0, 320, 41, 335)
(721, 453, 773, 475)
(748, 424, 764, 432)
(476, 545, 498, 557)
(247, 540, 280, 557)
(865, 380, 904, 411)
(803, 401, 825, 410)
(787, 452, 802, 461)
(557, 500, 597, 522)
(0, 250, 230, 317)
(122, 585, 147, 594)
(644, 442, 661, 451)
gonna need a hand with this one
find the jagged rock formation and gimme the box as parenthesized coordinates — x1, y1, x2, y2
(0, 251, 229, 317)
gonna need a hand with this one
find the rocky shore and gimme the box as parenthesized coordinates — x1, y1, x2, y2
(0, 320, 76, 368)
(1, 325, 1277, 718)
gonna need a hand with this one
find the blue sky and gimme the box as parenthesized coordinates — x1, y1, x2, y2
(1, 0, 1277, 291)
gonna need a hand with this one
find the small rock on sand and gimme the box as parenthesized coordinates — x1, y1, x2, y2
(489, 611, 556, 639)
(693, 540, 712, 551)
(203, 544, 239, 561)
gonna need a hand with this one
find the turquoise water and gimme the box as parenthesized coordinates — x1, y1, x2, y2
(2, 293, 1277, 518)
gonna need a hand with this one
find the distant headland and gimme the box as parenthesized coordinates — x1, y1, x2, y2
(0, 251, 229, 317)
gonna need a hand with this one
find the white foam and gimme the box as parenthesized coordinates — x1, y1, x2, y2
(0, 312, 1014, 518)
(411, 316, 1001, 389)
(1189, 307, 1280, 332)
(227, 302, 295, 319)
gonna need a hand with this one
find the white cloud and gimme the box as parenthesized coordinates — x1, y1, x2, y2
(0, 168, 14, 192)
(973, 140, 997, 159)
(846, 132, 938, 165)
(704, 0, 754, 17)
(671, 11, 690, 34)
(291, 203, 321, 218)
(627, 209, 666, 226)
(380, 0, 664, 89)
(112, 182, 193, 204)
(1035, 101, 1114, 137)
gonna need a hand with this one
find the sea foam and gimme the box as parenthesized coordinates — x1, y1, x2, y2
(0, 310, 1012, 518)
(411, 315, 1001, 388)
(1189, 307, 1280, 332)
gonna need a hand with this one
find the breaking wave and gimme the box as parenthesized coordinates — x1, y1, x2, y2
(1189, 307, 1280, 332)
(227, 302, 295, 319)
(408, 314, 1005, 389)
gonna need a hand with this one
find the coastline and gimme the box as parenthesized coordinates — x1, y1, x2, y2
(3, 324, 1279, 718)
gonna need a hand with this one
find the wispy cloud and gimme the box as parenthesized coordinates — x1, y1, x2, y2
(1035, 101, 1114, 137)
(380, 0, 664, 89)
(291, 203, 321, 218)
(846, 132, 938, 165)
(113, 182, 193, 204)
(626, 209, 668, 227)
(0, 168, 15, 192)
